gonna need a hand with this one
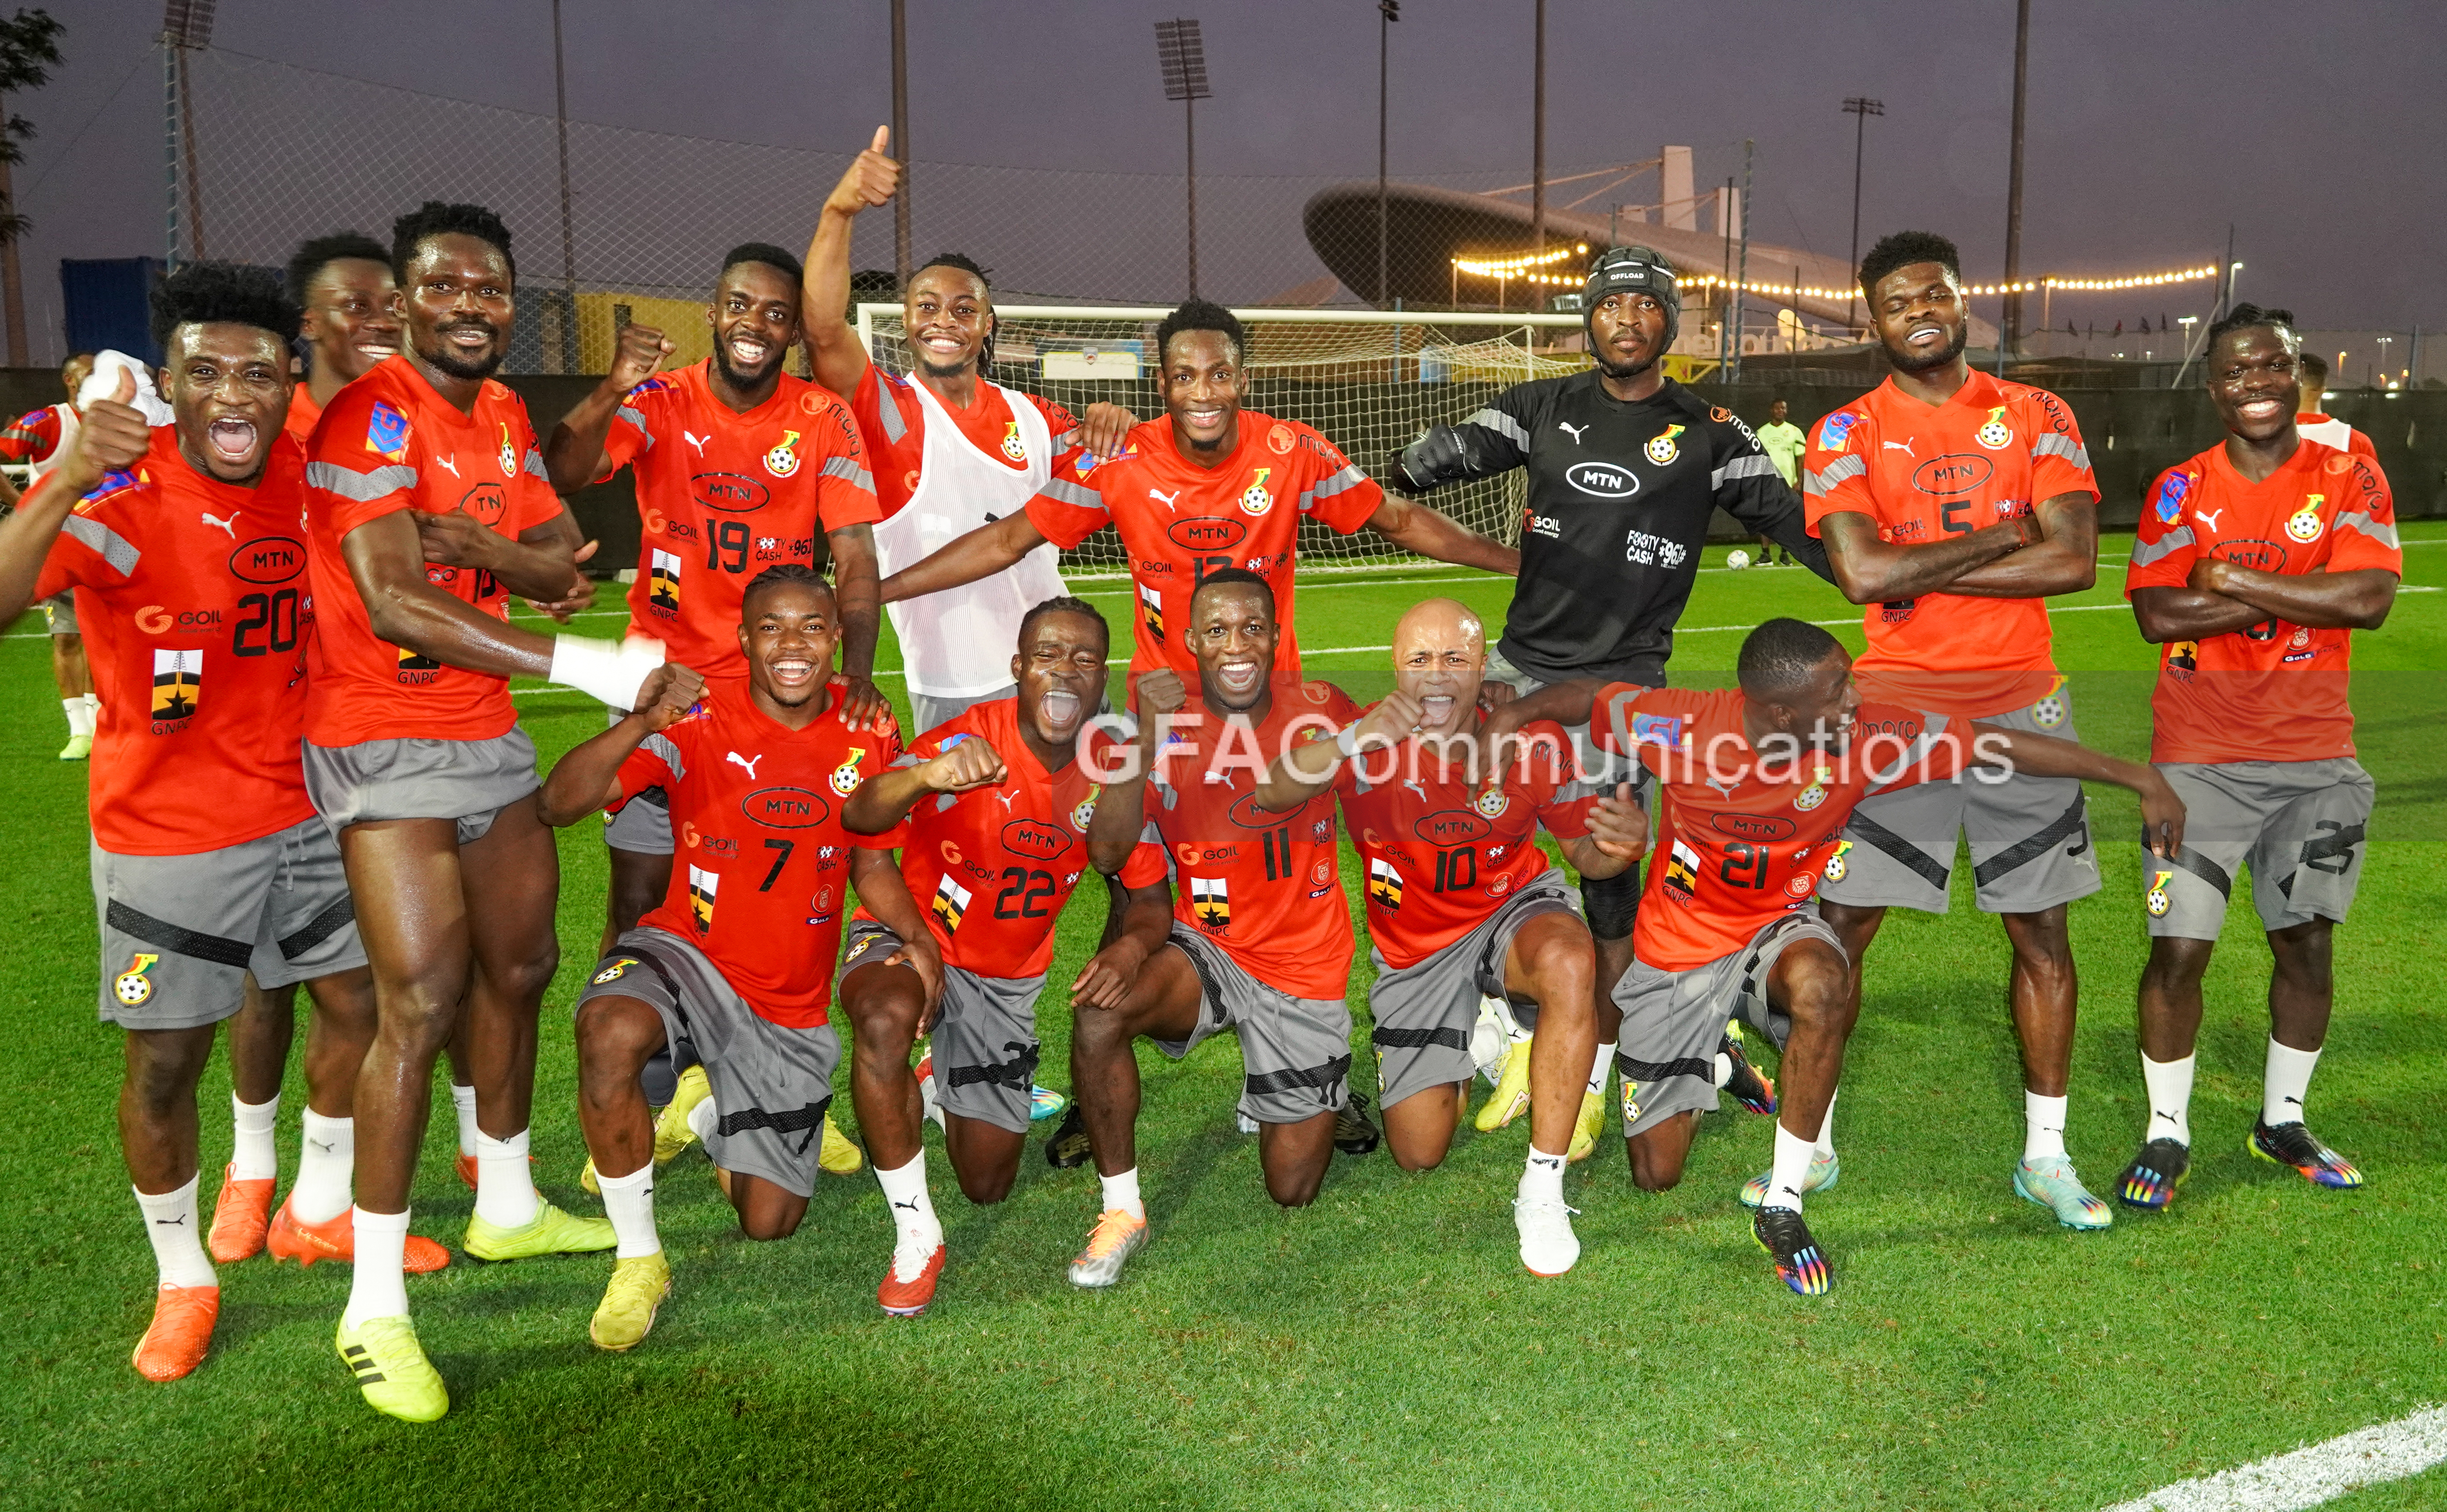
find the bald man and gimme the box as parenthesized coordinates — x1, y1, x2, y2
(1255, 599, 1645, 1276)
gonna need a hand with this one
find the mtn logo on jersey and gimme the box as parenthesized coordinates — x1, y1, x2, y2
(365, 402, 411, 464)
(1662, 838, 1701, 902)
(1190, 876, 1230, 930)
(2286, 498, 2326, 543)
(1239, 467, 1274, 516)
(999, 421, 1027, 463)
(931, 873, 971, 932)
(829, 748, 867, 797)
(1567, 462, 1639, 500)
(688, 866, 719, 931)
(763, 430, 803, 478)
(113, 952, 161, 1006)
(1138, 582, 1164, 639)
(1367, 857, 1403, 910)
(1645, 425, 1685, 465)
(1975, 407, 2014, 450)
(150, 648, 202, 724)
(648, 549, 682, 614)
(2154, 469, 2193, 526)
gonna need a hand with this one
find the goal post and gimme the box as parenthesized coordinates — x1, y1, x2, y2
(855, 304, 1588, 579)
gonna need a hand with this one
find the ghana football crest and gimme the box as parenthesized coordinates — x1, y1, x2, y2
(2287, 495, 2326, 543)
(1645, 424, 1685, 465)
(1000, 421, 1026, 463)
(1976, 406, 2014, 450)
(1821, 839, 1854, 884)
(1473, 787, 1511, 820)
(496, 421, 519, 477)
(830, 747, 866, 797)
(1071, 786, 1099, 832)
(1239, 468, 1274, 515)
(1794, 765, 1831, 811)
(591, 957, 637, 985)
(149, 648, 202, 727)
(764, 430, 804, 477)
(113, 953, 161, 1006)
(2145, 868, 2173, 917)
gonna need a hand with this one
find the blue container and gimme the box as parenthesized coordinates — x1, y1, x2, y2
(61, 258, 167, 366)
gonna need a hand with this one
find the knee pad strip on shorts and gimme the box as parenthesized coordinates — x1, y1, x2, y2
(1581, 865, 1640, 942)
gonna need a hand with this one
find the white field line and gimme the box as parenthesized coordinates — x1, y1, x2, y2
(2098, 1404, 2447, 1512)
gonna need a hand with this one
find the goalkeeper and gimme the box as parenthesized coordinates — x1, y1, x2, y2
(1389, 245, 1831, 1147)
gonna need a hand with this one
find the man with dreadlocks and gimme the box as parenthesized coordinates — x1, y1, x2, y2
(1409, 245, 1827, 1169)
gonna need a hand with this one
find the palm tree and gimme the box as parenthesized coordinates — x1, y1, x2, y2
(0, 9, 64, 367)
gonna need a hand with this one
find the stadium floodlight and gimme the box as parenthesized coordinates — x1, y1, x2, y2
(1841, 96, 1882, 331)
(161, 0, 216, 266)
(161, 0, 214, 47)
(1153, 18, 1211, 298)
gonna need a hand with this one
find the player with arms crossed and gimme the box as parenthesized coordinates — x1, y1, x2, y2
(835, 596, 1171, 1314)
(1491, 619, 2183, 1293)
(0, 352, 98, 757)
(1391, 247, 1831, 1151)
(0, 266, 410, 1379)
(880, 299, 1516, 687)
(547, 241, 886, 963)
(2116, 305, 2399, 1209)
(302, 202, 670, 1422)
(1253, 598, 1646, 1275)
(542, 566, 909, 1349)
(1802, 230, 2115, 1228)
(1067, 570, 1362, 1286)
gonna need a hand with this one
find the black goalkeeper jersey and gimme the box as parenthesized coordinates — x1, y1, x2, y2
(1429, 372, 1831, 687)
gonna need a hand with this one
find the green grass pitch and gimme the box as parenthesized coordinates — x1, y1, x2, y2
(3, 527, 2443, 1510)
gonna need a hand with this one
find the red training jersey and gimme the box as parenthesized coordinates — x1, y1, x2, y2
(2295, 415, 2376, 461)
(1590, 686, 1964, 971)
(0, 404, 68, 468)
(1335, 714, 1598, 970)
(33, 427, 318, 854)
(857, 696, 1166, 979)
(612, 678, 900, 1027)
(300, 355, 564, 746)
(1801, 370, 2098, 717)
(1131, 683, 1361, 998)
(849, 363, 1081, 521)
(1025, 412, 1382, 679)
(604, 361, 880, 678)
(284, 387, 324, 448)
(2126, 438, 2401, 765)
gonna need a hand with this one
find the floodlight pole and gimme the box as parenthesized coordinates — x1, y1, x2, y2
(1530, 0, 1545, 253)
(1155, 20, 1211, 301)
(552, 0, 578, 373)
(1377, 0, 1397, 309)
(891, 0, 910, 285)
(1842, 96, 1882, 333)
(2000, 0, 2029, 358)
(161, 39, 178, 268)
(1731, 138, 1751, 382)
(1185, 94, 1197, 298)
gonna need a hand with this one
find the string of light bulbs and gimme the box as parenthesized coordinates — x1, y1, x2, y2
(1448, 257, 2220, 298)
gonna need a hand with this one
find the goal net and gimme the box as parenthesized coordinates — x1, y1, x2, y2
(857, 305, 1592, 578)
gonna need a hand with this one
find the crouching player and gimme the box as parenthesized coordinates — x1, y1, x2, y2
(1068, 569, 1361, 1286)
(1493, 619, 2185, 1294)
(1253, 598, 1645, 1276)
(538, 566, 911, 1350)
(835, 596, 1171, 1315)
(2117, 305, 2400, 1207)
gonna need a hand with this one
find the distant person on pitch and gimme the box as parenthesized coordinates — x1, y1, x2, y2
(1753, 397, 1808, 564)
(2291, 351, 2374, 460)
(0, 352, 100, 758)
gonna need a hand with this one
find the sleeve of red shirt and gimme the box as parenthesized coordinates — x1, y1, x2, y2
(0, 407, 58, 464)
(1023, 392, 1080, 448)
(598, 382, 656, 476)
(805, 390, 882, 533)
(1860, 708, 1969, 796)
(1526, 722, 1598, 838)
(2021, 387, 2099, 503)
(1294, 424, 1383, 535)
(1799, 408, 1878, 535)
(308, 385, 422, 536)
(1023, 447, 1114, 549)
(30, 485, 121, 598)
(609, 723, 688, 813)
(1584, 682, 1648, 755)
(2123, 466, 2200, 596)
(510, 412, 564, 533)
(2328, 455, 2403, 576)
(848, 718, 905, 849)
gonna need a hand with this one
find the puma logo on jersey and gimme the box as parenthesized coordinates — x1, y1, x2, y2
(1882, 438, 1917, 456)
(995, 790, 1017, 812)
(1402, 778, 1428, 802)
(1148, 487, 1180, 511)
(199, 511, 237, 538)
(726, 751, 763, 779)
(2194, 507, 2225, 531)
(435, 454, 460, 477)
(685, 430, 708, 455)
(1557, 421, 1587, 443)
(1706, 775, 1740, 797)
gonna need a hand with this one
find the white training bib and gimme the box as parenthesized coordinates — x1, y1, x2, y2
(874, 374, 1069, 699)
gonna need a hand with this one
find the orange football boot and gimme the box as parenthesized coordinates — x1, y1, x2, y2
(266, 1200, 451, 1273)
(131, 1283, 219, 1382)
(207, 1163, 276, 1263)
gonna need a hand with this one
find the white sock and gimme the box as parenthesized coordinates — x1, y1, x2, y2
(64, 696, 95, 737)
(686, 1095, 718, 1146)
(1099, 1166, 1145, 1221)
(1586, 1042, 1615, 1098)
(875, 1152, 943, 1251)
(1763, 1124, 1815, 1213)
(2263, 1038, 2322, 1127)
(596, 1162, 661, 1260)
(291, 1110, 354, 1224)
(341, 1207, 410, 1327)
(1813, 1090, 1838, 1160)
(2024, 1091, 2068, 1162)
(230, 1092, 280, 1181)
(2142, 1052, 2196, 1145)
(135, 1175, 216, 1289)
(450, 1082, 479, 1158)
(1520, 1146, 1566, 1204)
(472, 1128, 540, 1228)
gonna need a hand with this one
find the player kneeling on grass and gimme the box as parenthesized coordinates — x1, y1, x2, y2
(538, 566, 909, 1352)
(1251, 597, 1645, 1276)
(834, 596, 1172, 1315)
(1490, 619, 2185, 1296)
(0, 264, 420, 1380)
(1066, 570, 1363, 1287)
(2117, 305, 2400, 1210)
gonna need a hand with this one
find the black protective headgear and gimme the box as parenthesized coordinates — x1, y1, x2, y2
(1583, 245, 1681, 360)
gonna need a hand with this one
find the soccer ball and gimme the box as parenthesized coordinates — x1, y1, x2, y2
(1726, 549, 1752, 571)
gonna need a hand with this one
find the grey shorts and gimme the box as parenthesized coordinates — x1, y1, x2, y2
(601, 708, 674, 855)
(1612, 909, 1843, 1138)
(1366, 869, 1582, 1110)
(2146, 759, 2374, 939)
(578, 927, 842, 1200)
(41, 591, 74, 636)
(91, 816, 366, 1031)
(1818, 689, 2101, 915)
(304, 726, 541, 846)
(839, 919, 1046, 1134)
(912, 683, 1017, 739)
(1158, 924, 1354, 1125)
